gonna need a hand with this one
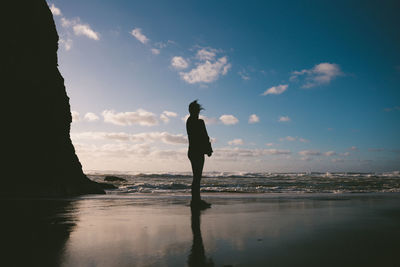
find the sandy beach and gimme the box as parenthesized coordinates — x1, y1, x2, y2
(3, 192, 400, 266)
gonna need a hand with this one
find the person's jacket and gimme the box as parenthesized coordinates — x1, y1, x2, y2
(186, 116, 213, 156)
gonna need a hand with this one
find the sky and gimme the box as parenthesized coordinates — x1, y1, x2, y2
(48, 0, 400, 173)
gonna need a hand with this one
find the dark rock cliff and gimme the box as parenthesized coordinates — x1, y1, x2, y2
(2, 0, 107, 196)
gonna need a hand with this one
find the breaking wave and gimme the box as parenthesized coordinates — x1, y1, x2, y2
(86, 171, 400, 194)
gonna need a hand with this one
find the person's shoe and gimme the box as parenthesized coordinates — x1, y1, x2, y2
(191, 199, 211, 210)
(199, 200, 211, 207)
(199, 200, 211, 209)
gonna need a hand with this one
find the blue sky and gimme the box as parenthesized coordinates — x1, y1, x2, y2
(49, 0, 399, 172)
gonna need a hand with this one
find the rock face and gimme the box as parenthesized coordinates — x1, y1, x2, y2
(2, 0, 105, 196)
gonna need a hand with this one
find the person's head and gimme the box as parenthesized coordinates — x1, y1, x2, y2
(189, 100, 203, 116)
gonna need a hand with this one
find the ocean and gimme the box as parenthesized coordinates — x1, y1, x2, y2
(87, 171, 400, 195)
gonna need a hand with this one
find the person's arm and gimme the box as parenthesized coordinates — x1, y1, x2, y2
(201, 120, 213, 156)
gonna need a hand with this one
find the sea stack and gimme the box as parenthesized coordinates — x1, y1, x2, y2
(2, 0, 105, 196)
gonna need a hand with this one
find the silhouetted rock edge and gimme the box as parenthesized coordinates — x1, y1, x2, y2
(2, 0, 109, 197)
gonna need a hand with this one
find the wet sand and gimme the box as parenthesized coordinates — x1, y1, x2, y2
(3, 193, 400, 266)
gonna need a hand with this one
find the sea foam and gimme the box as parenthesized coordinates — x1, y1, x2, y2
(86, 171, 400, 194)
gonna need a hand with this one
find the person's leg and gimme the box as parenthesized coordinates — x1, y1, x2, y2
(190, 155, 204, 203)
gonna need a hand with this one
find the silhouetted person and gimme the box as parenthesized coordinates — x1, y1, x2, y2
(188, 208, 214, 267)
(186, 100, 213, 209)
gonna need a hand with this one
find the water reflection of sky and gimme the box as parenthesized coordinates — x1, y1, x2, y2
(59, 194, 400, 267)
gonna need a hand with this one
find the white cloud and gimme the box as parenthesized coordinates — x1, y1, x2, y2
(151, 149, 187, 159)
(75, 143, 294, 170)
(324, 151, 336, 156)
(61, 17, 74, 28)
(151, 48, 160, 55)
(171, 56, 189, 69)
(279, 136, 309, 143)
(73, 131, 131, 141)
(160, 111, 178, 123)
(219, 115, 239, 125)
(280, 136, 296, 142)
(73, 24, 100, 40)
(158, 133, 187, 145)
(201, 115, 218, 125)
(298, 150, 321, 156)
(265, 149, 291, 155)
(196, 48, 217, 61)
(72, 131, 187, 145)
(50, 4, 61, 16)
(150, 41, 175, 55)
(84, 112, 99, 122)
(349, 146, 358, 151)
(60, 17, 99, 41)
(279, 116, 290, 122)
(163, 111, 178, 117)
(102, 109, 158, 126)
(238, 70, 250, 80)
(160, 114, 169, 123)
(266, 143, 275, 147)
(59, 38, 73, 51)
(74, 142, 153, 158)
(131, 28, 149, 44)
(74, 142, 199, 172)
(180, 56, 231, 84)
(148, 132, 186, 144)
(177, 48, 231, 84)
(71, 111, 80, 122)
(213, 147, 291, 160)
(248, 114, 259, 124)
(228, 139, 244, 145)
(154, 42, 167, 49)
(291, 63, 342, 88)
(182, 114, 218, 125)
(262, 84, 288, 96)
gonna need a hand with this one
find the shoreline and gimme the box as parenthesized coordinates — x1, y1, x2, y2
(3, 192, 400, 266)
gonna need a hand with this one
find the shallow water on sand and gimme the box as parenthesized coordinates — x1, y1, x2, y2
(3, 193, 400, 266)
(57, 193, 400, 267)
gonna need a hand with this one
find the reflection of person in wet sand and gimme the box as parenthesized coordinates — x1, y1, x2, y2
(188, 208, 214, 267)
(186, 100, 213, 209)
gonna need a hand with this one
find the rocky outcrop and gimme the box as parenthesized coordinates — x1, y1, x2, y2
(104, 176, 127, 182)
(2, 0, 107, 196)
